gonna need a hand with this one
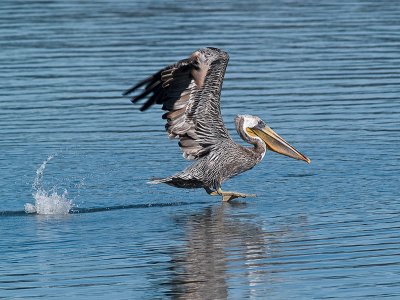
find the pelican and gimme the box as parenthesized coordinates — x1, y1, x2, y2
(123, 47, 310, 201)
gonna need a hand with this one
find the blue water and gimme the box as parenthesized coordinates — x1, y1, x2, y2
(1, 0, 400, 299)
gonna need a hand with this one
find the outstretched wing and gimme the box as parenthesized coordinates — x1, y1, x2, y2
(123, 47, 232, 160)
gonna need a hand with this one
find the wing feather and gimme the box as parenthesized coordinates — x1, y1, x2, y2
(123, 47, 232, 160)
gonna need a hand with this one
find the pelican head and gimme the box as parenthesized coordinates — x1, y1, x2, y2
(236, 115, 311, 163)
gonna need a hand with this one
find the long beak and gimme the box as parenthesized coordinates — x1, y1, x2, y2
(251, 126, 311, 163)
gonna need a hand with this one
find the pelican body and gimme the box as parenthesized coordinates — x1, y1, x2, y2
(124, 47, 310, 201)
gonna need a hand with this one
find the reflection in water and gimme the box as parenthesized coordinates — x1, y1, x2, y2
(167, 204, 272, 299)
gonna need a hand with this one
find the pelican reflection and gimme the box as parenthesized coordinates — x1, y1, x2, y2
(166, 203, 274, 299)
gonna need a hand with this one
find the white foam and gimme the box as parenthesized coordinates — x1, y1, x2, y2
(25, 155, 73, 215)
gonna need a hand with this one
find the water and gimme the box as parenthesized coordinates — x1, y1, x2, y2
(1, 0, 400, 298)
(24, 155, 73, 215)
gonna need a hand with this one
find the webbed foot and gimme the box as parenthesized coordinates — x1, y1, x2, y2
(206, 188, 256, 202)
(221, 192, 256, 202)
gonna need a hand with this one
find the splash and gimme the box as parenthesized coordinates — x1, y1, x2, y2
(24, 155, 73, 215)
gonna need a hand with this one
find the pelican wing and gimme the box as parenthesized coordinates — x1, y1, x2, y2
(123, 48, 232, 160)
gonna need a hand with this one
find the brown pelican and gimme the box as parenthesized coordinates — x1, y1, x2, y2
(123, 47, 310, 201)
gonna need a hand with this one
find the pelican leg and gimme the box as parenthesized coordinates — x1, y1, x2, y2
(205, 187, 219, 196)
